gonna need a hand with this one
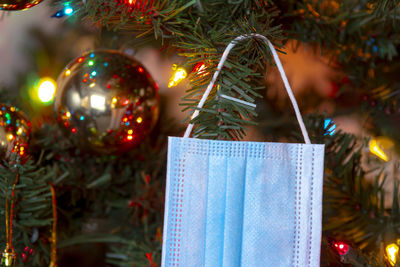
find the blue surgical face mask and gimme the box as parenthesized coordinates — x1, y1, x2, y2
(162, 137, 324, 267)
(162, 34, 325, 267)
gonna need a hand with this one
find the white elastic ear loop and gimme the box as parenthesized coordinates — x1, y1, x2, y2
(183, 33, 311, 145)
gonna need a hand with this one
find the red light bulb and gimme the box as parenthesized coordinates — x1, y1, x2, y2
(334, 242, 349, 255)
(192, 62, 207, 77)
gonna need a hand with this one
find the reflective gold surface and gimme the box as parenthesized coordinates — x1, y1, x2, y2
(0, 0, 43, 11)
(0, 104, 31, 163)
(1, 248, 16, 266)
(55, 50, 159, 154)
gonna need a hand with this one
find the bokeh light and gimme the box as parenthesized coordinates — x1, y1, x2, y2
(168, 65, 187, 88)
(38, 78, 57, 104)
(386, 243, 399, 266)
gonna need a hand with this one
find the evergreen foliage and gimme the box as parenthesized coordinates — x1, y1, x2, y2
(0, 0, 400, 266)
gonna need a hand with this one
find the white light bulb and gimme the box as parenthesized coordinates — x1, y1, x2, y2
(90, 94, 106, 111)
(38, 80, 56, 103)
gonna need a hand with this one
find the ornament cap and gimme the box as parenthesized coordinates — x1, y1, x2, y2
(2, 247, 16, 266)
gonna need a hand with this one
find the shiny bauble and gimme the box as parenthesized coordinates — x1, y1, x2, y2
(55, 50, 159, 154)
(1, 248, 16, 266)
(0, 0, 43, 11)
(0, 104, 31, 163)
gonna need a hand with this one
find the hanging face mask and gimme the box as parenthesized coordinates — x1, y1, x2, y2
(162, 34, 325, 267)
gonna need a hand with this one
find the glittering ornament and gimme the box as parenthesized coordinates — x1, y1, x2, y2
(0, 0, 43, 11)
(0, 104, 31, 162)
(55, 50, 159, 154)
(1, 247, 16, 266)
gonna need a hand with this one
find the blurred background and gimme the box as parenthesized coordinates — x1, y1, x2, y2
(0, 1, 362, 136)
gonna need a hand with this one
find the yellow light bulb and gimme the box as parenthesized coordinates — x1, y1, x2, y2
(7, 133, 14, 141)
(38, 78, 57, 103)
(386, 243, 399, 266)
(136, 117, 143, 124)
(65, 69, 71, 76)
(168, 66, 187, 88)
(17, 128, 23, 135)
(369, 139, 389, 161)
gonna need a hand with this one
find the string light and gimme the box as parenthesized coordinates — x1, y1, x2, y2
(386, 243, 399, 266)
(7, 133, 14, 141)
(64, 7, 73, 15)
(51, 4, 74, 18)
(369, 139, 389, 161)
(333, 241, 349, 255)
(192, 62, 207, 77)
(168, 65, 187, 88)
(38, 78, 57, 104)
(19, 147, 25, 156)
(121, 99, 129, 106)
(324, 118, 336, 136)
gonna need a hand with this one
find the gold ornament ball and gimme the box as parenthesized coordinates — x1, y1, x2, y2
(55, 50, 160, 154)
(0, 0, 43, 11)
(0, 104, 31, 163)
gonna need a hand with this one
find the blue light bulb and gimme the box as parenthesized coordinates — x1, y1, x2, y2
(324, 119, 336, 136)
(64, 7, 73, 15)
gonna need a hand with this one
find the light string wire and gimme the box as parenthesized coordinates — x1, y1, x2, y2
(49, 184, 58, 267)
(4, 169, 19, 265)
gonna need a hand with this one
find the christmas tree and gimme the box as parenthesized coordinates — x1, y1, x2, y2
(0, 0, 400, 266)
